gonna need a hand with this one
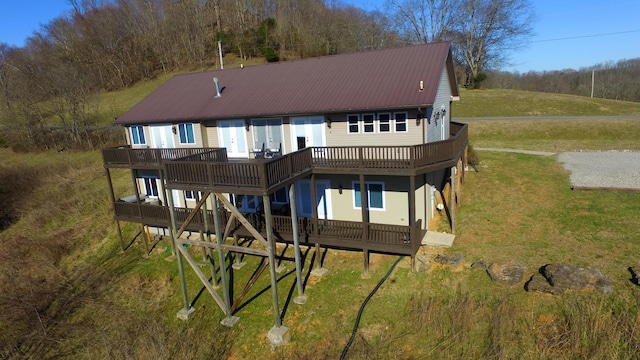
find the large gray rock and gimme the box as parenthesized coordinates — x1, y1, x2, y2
(487, 260, 527, 287)
(434, 252, 464, 267)
(526, 263, 614, 295)
(542, 263, 614, 294)
(525, 274, 566, 295)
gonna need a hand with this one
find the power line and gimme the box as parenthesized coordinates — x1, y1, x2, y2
(532, 29, 640, 43)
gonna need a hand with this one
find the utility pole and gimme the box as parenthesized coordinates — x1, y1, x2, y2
(591, 69, 595, 98)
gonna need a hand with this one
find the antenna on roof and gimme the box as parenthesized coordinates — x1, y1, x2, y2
(213, 77, 222, 98)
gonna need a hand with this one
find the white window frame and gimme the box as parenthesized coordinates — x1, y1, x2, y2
(143, 177, 158, 197)
(378, 113, 391, 133)
(394, 112, 408, 133)
(178, 123, 196, 144)
(362, 113, 375, 133)
(131, 125, 146, 145)
(347, 114, 360, 134)
(184, 190, 198, 201)
(352, 181, 385, 211)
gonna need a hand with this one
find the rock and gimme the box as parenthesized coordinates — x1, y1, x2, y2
(487, 260, 527, 287)
(541, 263, 613, 294)
(525, 274, 566, 295)
(471, 259, 487, 270)
(434, 252, 464, 267)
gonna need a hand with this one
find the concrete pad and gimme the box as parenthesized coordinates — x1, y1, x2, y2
(232, 261, 246, 270)
(220, 315, 240, 327)
(176, 306, 196, 320)
(310, 267, 329, 277)
(267, 325, 289, 348)
(276, 265, 287, 273)
(422, 231, 455, 248)
(294, 294, 308, 305)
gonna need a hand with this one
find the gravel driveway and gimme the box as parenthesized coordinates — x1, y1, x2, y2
(557, 152, 640, 190)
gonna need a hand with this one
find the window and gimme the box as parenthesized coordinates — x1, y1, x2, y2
(353, 181, 384, 210)
(347, 114, 360, 134)
(131, 126, 145, 145)
(178, 123, 195, 144)
(184, 190, 197, 200)
(395, 112, 407, 132)
(378, 113, 390, 133)
(271, 187, 288, 204)
(362, 114, 375, 133)
(143, 178, 158, 197)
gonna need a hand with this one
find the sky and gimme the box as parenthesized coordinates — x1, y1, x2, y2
(1, 0, 638, 73)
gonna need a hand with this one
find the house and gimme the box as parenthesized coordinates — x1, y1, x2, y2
(101, 41, 467, 342)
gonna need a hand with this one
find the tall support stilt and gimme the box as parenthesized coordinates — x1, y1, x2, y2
(450, 166, 457, 234)
(289, 184, 307, 304)
(212, 194, 238, 326)
(263, 196, 289, 346)
(359, 174, 370, 278)
(202, 194, 218, 288)
(167, 187, 195, 320)
(104, 168, 125, 251)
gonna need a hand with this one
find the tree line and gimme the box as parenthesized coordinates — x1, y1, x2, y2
(484, 58, 640, 103)
(1, 0, 535, 151)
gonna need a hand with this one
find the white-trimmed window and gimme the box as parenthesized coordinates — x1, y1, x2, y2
(131, 126, 146, 145)
(178, 123, 195, 144)
(362, 114, 375, 133)
(184, 190, 197, 201)
(347, 114, 360, 134)
(352, 181, 384, 210)
(143, 177, 158, 197)
(394, 112, 408, 132)
(378, 113, 391, 133)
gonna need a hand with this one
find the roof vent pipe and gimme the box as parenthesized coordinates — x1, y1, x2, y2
(213, 77, 221, 98)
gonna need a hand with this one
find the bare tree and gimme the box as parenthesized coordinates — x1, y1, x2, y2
(388, 0, 459, 43)
(452, 0, 535, 87)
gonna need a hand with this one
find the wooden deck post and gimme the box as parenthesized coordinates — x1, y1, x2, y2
(263, 195, 289, 345)
(166, 189, 194, 319)
(104, 168, 125, 251)
(202, 193, 218, 288)
(359, 174, 370, 277)
(450, 166, 457, 234)
(212, 194, 234, 324)
(130, 169, 149, 255)
(409, 175, 417, 271)
(289, 184, 307, 304)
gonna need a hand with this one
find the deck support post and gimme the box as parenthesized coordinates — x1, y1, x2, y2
(409, 175, 417, 272)
(450, 166, 457, 234)
(359, 174, 370, 278)
(104, 167, 125, 251)
(263, 195, 289, 346)
(212, 194, 236, 325)
(202, 194, 218, 288)
(289, 184, 307, 304)
(167, 190, 194, 319)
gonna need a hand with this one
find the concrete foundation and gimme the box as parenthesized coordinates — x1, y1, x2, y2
(232, 261, 247, 270)
(176, 306, 196, 320)
(267, 325, 290, 348)
(293, 294, 308, 305)
(275, 264, 287, 273)
(220, 315, 240, 327)
(310, 267, 329, 277)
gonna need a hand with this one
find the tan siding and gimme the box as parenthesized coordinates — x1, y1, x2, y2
(326, 111, 423, 147)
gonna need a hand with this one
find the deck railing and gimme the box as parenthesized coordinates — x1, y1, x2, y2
(111, 202, 421, 255)
(312, 122, 467, 171)
(102, 146, 227, 167)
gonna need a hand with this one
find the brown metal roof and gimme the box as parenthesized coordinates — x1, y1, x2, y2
(115, 42, 457, 125)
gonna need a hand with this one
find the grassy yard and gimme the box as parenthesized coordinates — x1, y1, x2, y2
(2, 88, 640, 359)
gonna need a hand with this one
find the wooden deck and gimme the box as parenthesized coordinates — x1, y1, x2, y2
(114, 203, 422, 256)
(103, 122, 467, 194)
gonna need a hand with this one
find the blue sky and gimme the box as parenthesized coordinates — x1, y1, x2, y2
(1, 0, 638, 72)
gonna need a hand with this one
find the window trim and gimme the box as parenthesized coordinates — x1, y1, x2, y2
(178, 123, 196, 144)
(184, 190, 198, 201)
(131, 125, 146, 145)
(394, 112, 408, 133)
(378, 113, 391, 133)
(143, 177, 158, 197)
(347, 114, 360, 134)
(352, 181, 385, 211)
(362, 113, 375, 133)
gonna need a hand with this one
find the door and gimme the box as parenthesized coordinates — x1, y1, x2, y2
(218, 120, 248, 158)
(252, 118, 284, 153)
(150, 125, 175, 148)
(149, 125, 179, 206)
(295, 179, 332, 219)
(290, 116, 326, 150)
